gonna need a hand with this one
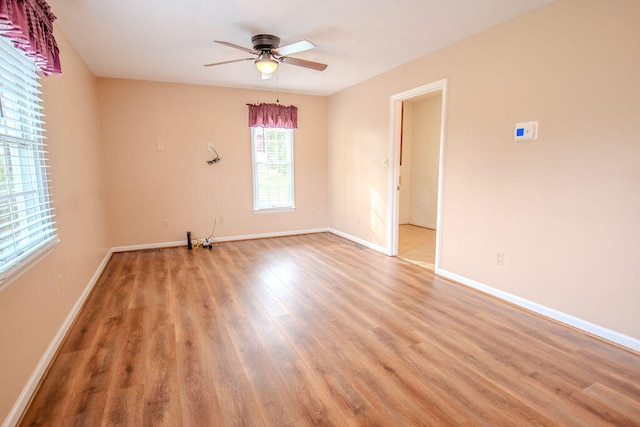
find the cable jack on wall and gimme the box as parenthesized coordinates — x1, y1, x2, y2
(207, 145, 221, 165)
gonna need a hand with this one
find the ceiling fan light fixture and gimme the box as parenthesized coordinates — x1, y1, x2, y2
(255, 53, 278, 74)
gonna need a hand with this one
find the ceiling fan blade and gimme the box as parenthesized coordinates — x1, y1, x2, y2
(214, 40, 257, 55)
(279, 56, 327, 71)
(204, 57, 255, 67)
(275, 40, 315, 56)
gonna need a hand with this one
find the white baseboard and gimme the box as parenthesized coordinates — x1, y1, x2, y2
(327, 228, 389, 255)
(111, 240, 186, 252)
(408, 221, 436, 230)
(326, 230, 640, 353)
(436, 268, 640, 353)
(216, 228, 329, 242)
(3, 249, 114, 427)
(112, 228, 330, 253)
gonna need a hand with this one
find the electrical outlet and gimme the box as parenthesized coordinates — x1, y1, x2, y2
(162, 219, 169, 228)
(496, 252, 504, 266)
(214, 216, 223, 224)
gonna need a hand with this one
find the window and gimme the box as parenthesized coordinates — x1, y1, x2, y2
(251, 127, 294, 211)
(0, 36, 57, 285)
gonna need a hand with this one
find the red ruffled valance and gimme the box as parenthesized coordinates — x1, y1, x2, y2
(247, 103, 298, 129)
(0, 0, 61, 75)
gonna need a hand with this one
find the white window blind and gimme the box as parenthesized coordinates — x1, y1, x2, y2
(251, 127, 294, 211)
(0, 36, 57, 284)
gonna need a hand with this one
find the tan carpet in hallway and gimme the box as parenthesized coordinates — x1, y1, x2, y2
(398, 224, 436, 270)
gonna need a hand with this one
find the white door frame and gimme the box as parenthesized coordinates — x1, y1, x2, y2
(387, 79, 447, 273)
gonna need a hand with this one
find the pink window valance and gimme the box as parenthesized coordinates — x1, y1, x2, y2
(247, 103, 298, 129)
(0, 0, 61, 75)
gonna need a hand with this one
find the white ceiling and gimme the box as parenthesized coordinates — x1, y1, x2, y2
(48, 0, 553, 96)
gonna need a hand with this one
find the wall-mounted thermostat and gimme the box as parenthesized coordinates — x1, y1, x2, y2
(514, 121, 538, 141)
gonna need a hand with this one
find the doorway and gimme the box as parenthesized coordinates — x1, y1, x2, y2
(388, 80, 446, 273)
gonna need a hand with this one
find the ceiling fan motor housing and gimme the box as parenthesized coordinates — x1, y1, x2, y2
(251, 34, 280, 52)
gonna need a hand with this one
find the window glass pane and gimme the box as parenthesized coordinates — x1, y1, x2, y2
(251, 127, 294, 211)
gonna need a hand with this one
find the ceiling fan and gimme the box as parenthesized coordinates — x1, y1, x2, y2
(204, 34, 328, 77)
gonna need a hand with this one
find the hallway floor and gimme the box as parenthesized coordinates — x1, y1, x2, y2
(398, 224, 436, 270)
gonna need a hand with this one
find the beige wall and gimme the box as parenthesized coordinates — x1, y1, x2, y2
(399, 103, 413, 224)
(0, 30, 109, 420)
(403, 94, 442, 229)
(328, 83, 392, 248)
(98, 79, 328, 247)
(328, 0, 640, 340)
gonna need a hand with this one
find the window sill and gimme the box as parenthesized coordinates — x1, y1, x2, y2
(0, 238, 60, 291)
(254, 207, 296, 214)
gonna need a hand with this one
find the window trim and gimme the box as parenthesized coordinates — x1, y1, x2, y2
(0, 238, 58, 291)
(251, 127, 295, 212)
(0, 35, 58, 288)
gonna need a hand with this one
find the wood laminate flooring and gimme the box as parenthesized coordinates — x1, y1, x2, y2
(398, 224, 436, 270)
(20, 233, 640, 426)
